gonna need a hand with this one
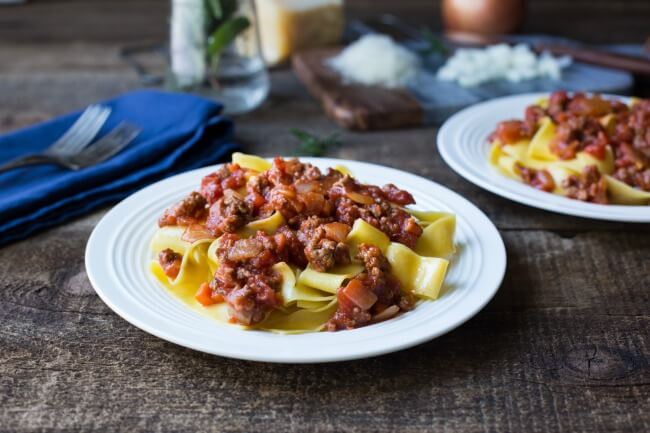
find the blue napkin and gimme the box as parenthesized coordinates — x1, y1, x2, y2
(0, 90, 239, 247)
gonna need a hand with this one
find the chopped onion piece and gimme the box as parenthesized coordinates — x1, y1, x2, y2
(323, 222, 350, 243)
(227, 239, 263, 262)
(372, 305, 400, 323)
(181, 224, 214, 243)
(346, 190, 374, 205)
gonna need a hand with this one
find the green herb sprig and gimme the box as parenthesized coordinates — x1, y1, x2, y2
(290, 129, 342, 157)
(205, 0, 250, 66)
(418, 28, 449, 57)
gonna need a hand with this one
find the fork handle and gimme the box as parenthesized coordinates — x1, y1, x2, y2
(0, 154, 74, 173)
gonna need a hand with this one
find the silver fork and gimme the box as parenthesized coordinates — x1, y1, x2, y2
(49, 105, 112, 155)
(0, 104, 111, 172)
(0, 122, 141, 172)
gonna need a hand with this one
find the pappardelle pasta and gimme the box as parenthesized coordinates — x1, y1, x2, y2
(488, 91, 650, 205)
(150, 154, 456, 333)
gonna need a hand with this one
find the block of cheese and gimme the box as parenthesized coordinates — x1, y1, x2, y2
(256, 0, 344, 65)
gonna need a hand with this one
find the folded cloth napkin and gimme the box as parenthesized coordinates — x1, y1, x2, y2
(0, 89, 239, 247)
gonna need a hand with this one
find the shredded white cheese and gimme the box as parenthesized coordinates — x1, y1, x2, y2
(437, 43, 571, 87)
(328, 34, 420, 88)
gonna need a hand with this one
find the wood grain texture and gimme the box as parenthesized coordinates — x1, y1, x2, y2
(1, 42, 649, 432)
(292, 48, 423, 130)
(0, 225, 648, 432)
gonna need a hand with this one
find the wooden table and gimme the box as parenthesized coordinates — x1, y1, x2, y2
(1, 42, 649, 433)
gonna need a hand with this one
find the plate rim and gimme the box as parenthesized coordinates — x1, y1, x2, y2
(85, 157, 507, 363)
(437, 92, 650, 223)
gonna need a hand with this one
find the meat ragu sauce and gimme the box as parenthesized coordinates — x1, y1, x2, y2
(157, 157, 422, 330)
(490, 91, 650, 203)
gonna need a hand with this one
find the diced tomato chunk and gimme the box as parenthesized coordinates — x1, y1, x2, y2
(196, 282, 217, 306)
(584, 143, 606, 160)
(341, 278, 378, 311)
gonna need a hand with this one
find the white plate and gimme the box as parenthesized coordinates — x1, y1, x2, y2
(438, 93, 650, 222)
(85, 158, 506, 363)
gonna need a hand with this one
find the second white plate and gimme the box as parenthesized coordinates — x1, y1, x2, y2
(437, 93, 650, 222)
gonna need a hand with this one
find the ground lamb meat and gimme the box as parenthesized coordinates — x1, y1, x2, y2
(222, 275, 280, 325)
(276, 225, 308, 268)
(158, 248, 182, 279)
(206, 190, 252, 236)
(515, 163, 556, 192)
(245, 174, 272, 215)
(326, 244, 413, 331)
(158, 192, 207, 227)
(355, 244, 408, 307)
(330, 177, 423, 249)
(562, 165, 608, 204)
(266, 185, 304, 225)
(550, 114, 609, 160)
(297, 216, 351, 272)
(267, 157, 322, 185)
(200, 163, 247, 205)
(209, 232, 285, 325)
(613, 165, 650, 191)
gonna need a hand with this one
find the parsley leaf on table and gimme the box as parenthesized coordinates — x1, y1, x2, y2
(290, 128, 342, 157)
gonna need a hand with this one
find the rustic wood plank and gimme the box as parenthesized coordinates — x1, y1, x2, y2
(292, 48, 424, 130)
(0, 225, 648, 432)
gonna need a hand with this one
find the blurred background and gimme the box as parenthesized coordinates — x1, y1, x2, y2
(1, 0, 648, 44)
(1, 0, 649, 132)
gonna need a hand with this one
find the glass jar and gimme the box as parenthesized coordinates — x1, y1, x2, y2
(169, 0, 270, 115)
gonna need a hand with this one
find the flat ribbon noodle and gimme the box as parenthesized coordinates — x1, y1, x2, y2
(605, 175, 650, 205)
(150, 228, 215, 307)
(297, 263, 364, 294)
(346, 218, 389, 257)
(386, 242, 449, 300)
(257, 299, 338, 334)
(231, 152, 272, 172)
(414, 213, 456, 258)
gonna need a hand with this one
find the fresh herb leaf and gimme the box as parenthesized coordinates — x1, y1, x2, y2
(206, 0, 223, 19)
(206, 0, 238, 20)
(418, 28, 449, 56)
(206, 16, 251, 60)
(290, 128, 342, 157)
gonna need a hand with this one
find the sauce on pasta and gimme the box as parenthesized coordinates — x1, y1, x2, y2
(489, 91, 650, 205)
(150, 154, 455, 333)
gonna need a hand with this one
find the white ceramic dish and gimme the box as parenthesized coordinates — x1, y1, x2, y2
(85, 158, 506, 363)
(438, 93, 650, 222)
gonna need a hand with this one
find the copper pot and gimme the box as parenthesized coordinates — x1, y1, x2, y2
(442, 0, 526, 35)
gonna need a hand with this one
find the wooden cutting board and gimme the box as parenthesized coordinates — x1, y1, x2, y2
(292, 48, 423, 131)
(292, 46, 634, 131)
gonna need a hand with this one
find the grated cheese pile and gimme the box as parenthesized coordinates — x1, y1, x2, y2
(328, 34, 420, 88)
(437, 43, 572, 87)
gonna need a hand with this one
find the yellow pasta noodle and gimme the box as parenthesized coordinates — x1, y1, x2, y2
(237, 211, 285, 237)
(605, 175, 650, 205)
(232, 152, 272, 172)
(150, 240, 213, 297)
(386, 242, 449, 300)
(527, 117, 558, 161)
(346, 218, 389, 256)
(258, 299, 338, 333)
(297, 263, 364, 294)
(415, 213, 456, 258)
